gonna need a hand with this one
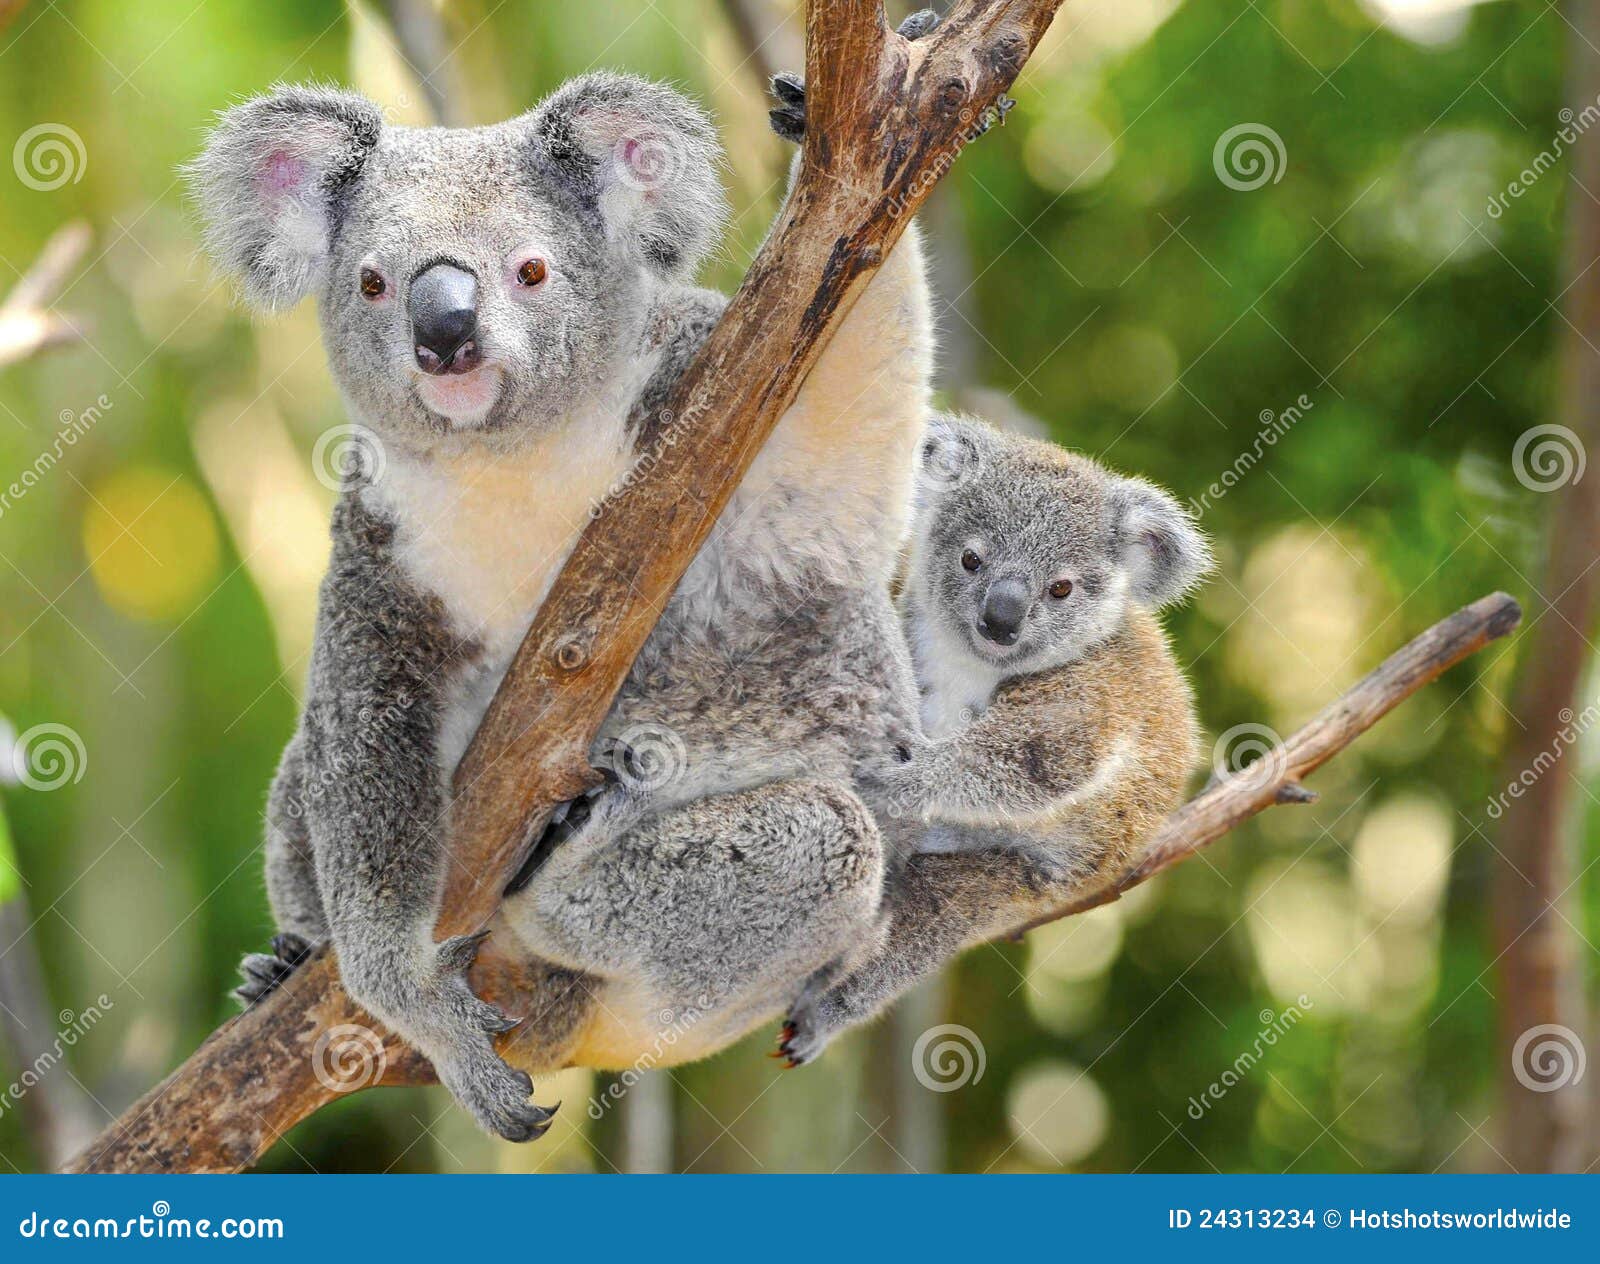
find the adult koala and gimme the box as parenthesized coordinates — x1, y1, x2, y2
(192, 70, 929, 1138)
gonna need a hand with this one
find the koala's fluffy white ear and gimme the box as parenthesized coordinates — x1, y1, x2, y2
(1110, 476, 1213, 609)
(187, 85, 383, 311)
(530, 72, 728, 279)
(916, 413, 991, 499)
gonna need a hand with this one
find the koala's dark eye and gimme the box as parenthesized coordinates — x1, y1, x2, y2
(359, 268, 386, 300)
(961, 550, 982, 572)
(517, 258, 548, 287)
(1049, 578, 1074, 600)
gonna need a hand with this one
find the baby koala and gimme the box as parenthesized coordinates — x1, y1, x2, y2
(779, 415, 1210, 1065)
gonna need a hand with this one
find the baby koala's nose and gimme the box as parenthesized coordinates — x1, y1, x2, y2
(978, 578, 1031, 646)
(409, 262, 480, 375)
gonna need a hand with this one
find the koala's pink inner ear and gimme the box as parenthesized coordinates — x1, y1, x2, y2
(260, 150, 308, 200)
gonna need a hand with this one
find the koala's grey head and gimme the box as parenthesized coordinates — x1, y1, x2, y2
(188, 75, 727, 450)
(909, 415, 1211, 676)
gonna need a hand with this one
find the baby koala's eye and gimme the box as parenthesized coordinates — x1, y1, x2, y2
(358, 267, 387, 300)
(961, 549, 983, 572)
(1048, 578, 1074, 600)
(516, 258, 548, 287)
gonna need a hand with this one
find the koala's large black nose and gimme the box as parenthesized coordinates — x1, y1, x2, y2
(978, 578, 1031, 647)
(409, 263, 480, 375)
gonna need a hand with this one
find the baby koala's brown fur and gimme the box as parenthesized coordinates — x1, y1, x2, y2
(778, 416, 1209, 1065)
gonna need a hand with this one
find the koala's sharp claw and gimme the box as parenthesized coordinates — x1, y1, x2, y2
(487, 1011, 526, 1034)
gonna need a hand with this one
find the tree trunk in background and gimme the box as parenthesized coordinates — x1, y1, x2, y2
(619, 1071, 674, 1174)
(1491, 0, 1600, 1176)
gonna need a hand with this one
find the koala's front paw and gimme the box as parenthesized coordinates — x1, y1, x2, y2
(360, 931, 557, 1142)
(234, 932, 315, 1006)
(769, 10, 942, 144)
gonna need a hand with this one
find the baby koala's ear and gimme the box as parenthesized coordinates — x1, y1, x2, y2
(1109, 476, 1213, 608)
(916, 413, 989, 495)
(528, 72, 728, 279)
(186, 85, 384, 312)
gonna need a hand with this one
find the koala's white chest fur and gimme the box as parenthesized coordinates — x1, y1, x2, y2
(363, 404, 635, 772)
(906, 604, 1002, 738)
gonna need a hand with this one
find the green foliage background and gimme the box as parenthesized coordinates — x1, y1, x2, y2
(0, 0, 1589, 1172)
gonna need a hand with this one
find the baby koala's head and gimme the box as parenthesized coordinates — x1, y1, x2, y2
(906, 415, 1211, 677)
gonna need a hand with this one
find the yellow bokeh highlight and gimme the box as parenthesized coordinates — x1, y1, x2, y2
(83, 468, 221, 622)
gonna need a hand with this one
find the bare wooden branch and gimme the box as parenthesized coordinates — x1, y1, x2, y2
(1008, 590, 1522, 937)
(0, 221, 91, 370)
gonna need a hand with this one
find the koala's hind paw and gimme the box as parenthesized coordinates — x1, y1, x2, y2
(404, 931, 560, 1142)
(436, 1044, 560, 1143)
(233, 931, 315, 1006)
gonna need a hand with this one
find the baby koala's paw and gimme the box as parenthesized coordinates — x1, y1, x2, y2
(774, 981, 850, 1069)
